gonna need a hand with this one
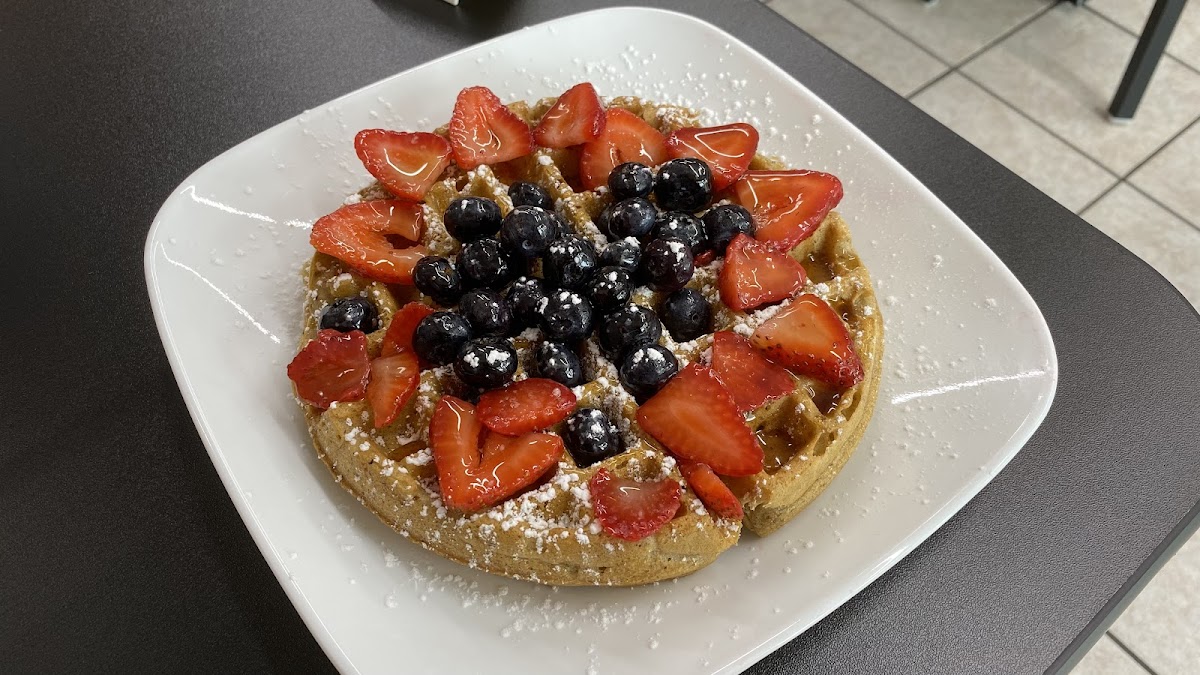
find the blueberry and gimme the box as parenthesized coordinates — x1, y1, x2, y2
(660, 288, 712, 342)
(600, 198, 656, 240)
(500, 206, 557, 259)
(319, 296, 379, 333)
(534, 340, 585, 388)
(618, 344, 679, 401)
(412, 256, 463, 307)
(459, 289, 512, 337)
(598, 304, 662, 359)
(506, 276, 546, 330)
(549, 212, 572, 239)
(651, 211, 708, 255)
(640, 237, 694, 292)
(542, 235, 598, 291)
(607, 162, 654, 200)
(443, 196, 502, 242)
(702, 204, 755, 253)
(457, 239, 518, 290)
(599, 238, 641, 273)
(538, 289, 594, 342)
(654, 158, 713, 212)
(412, 311, 473, 366)
(585, 266, 633, 313)
(454, 337, 518, 390)
(563, 408, 624, 466)
(508, 181, 553, 210)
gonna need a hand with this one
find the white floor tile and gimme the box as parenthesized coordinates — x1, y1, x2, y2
(1111, 531, 1200, 674)
(1088, 0, 1200, 72)
(963, 4, 1200, 175)
(1130, 120, 1200, 226)
(768, 0, 948, 96)
(1070, 635, 1150, 675)
(852, 0, 1051, 64)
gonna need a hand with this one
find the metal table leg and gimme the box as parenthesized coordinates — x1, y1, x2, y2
(1109, 0, 1188, 120)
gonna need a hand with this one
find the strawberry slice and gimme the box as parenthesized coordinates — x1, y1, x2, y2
(678, 460, 743, 520)
(287, 329, 370, 409)
(693, 249, 715, 267)
(354, 129, 452, 201)
(665, 123, 759, 191)
(366, 350, 420, 428)
(429, 396, 564, 511)
(477, 378, 577, 436)
(635, 364, 764, 476)
(751, 294, 864, 388)
(718, 233, 807, 311)
(733, 170, 843, 251)
(532, 83, 605, 149)
(310, 200, 429, 284)
(448, 86, 535, 170)
(381, 302, 435, 357)
(589, 468, 681, 541)
(578, 108, 669, 190)
(710, 331, 795, 413)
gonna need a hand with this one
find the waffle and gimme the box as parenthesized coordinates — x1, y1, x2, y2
(295, 96, 883, 586)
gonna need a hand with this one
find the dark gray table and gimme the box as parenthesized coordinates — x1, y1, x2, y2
(3, 1, 1199, 673)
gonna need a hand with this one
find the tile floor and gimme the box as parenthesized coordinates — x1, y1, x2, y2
(765, 0, 1200, 672)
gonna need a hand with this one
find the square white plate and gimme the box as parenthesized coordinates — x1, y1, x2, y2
(145, 8, 1057, 674)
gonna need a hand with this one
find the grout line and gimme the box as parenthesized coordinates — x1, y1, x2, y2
(1076, 180, 1122, 215)
(906, 66, 957, 100)
(954, 2, 1057, 70)
(1083, 4, 1200, 79)
(1121, 116, 1200, 180)
(842, 0, 956, 68)
(1125, 181, 1200, 236)
(1106, 631, 1160, 675)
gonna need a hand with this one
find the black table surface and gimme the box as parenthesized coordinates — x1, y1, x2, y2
(4, 0, 1200, 673)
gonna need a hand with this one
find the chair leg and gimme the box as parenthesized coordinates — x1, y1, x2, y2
(1109, 0, 1188, 120)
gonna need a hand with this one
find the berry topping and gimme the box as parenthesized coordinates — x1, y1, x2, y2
(589, 468, 681, 541)
(506, 276, 547, 329)
(710, 331, 795, 413)
(719, 233, 807, 311)
(430, 396, 563, 511)
(459, 288, 512, 337)
(635, 364, 764, 476)
(542, 235, 598, 291)
(579, 108, 669, 190)
(600, 197, 657, 240)
(454, 337, 518, 390)
(562, 408, 624, 467)
(751, 294, 864, 389)
(412, 256, 464, 306)
(598, 304, 662, 359)
(599, 238, 642, 273)
(607, 162, 654, 200)
(447, 86, 535, 170)
(412, 311, 473, 366)
(477, 378, 577, 436)
(310, 200, 428, 284)
(733, 170, 843, 251)
(443, 196, 502, 242)
(640, 237, 694, 292)
(660, 288, 711, 342)
(353, 129, 452, 201)
(549, 211, 572, 239)
(381, 302, 435, 357)
(508, 181, 553, 210)
(653, 158, 713, 213)
(651, 211, 708, 255)
(499, 205, 557, 259)
(457, 238, 519, 289)
(585, 266, 633, 312)
(534, 340, 586, 388)
(665, 123, 759, 191)
(677, 460, 744, 520)
(319, 296, 380, 333)
(702, 204, 755, 253)
(693, 250, 716, 267)
(538, 289, 594, 342)
(532, 82, 606, 148)
(366, 350, 420, 429)
(287, 329, 371, 409)
(618, 344, 679, 402)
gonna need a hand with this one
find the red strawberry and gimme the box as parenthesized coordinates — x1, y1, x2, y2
(429, 396, 564, 511)
(447, 86, 535, 170)
(286, 329, 370, 409)
(578, 108, 669, 190)
(381, 302, 434, 357)
(665, 123, 759, 191)
(678, 460, 743, 520)
(589, 468, 681, 541)
(354, 129, 452, 201)
(710, 331, 795, 413)
(477, 378, 577, 436)
(693, 249, 716, 267)
(532, 83, 605, 148)
(310, 200, 429, 284)
(366, 350, 420, 428)
(718, 233, 807, 311)
(751, 294, 864, 388)
(733, 170, 843, 251)
(635, 364, 764, 476)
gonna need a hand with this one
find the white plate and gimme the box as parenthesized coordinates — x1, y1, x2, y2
(145, 8, 1057, 674)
